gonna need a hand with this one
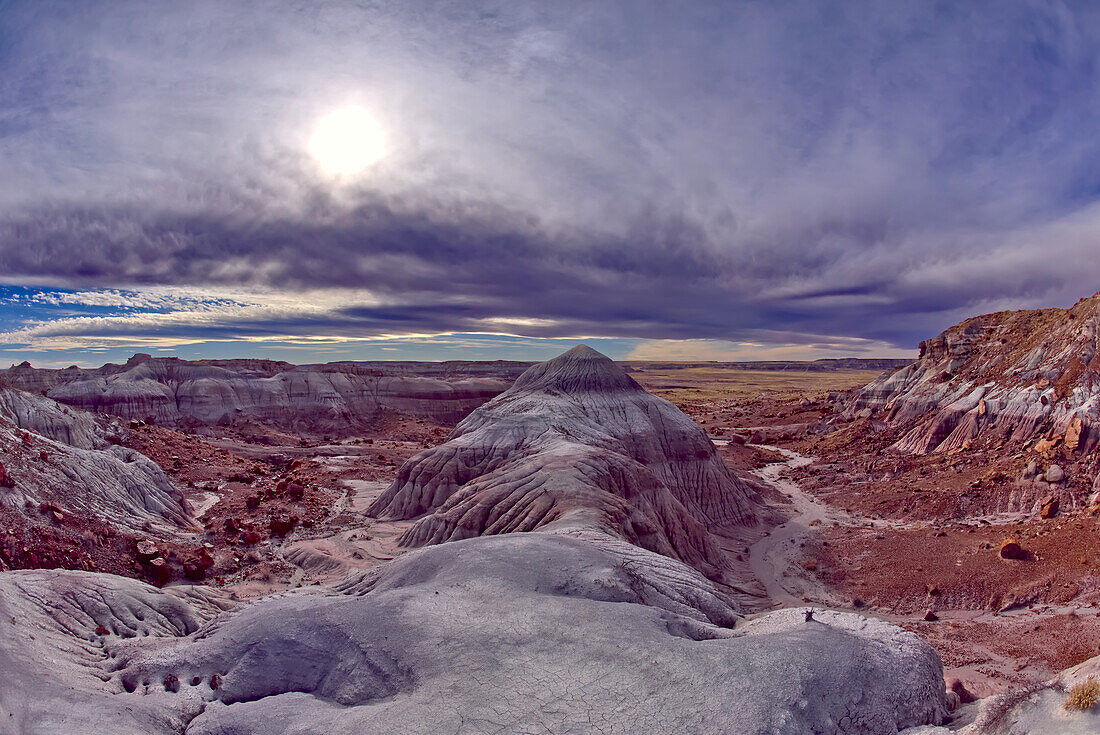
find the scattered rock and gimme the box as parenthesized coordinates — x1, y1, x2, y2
(1040, 496, 1060, 519)
(923, 609, 939, 621)
(1065, 416, 1084, 452)
(1035, 435, 1062, 454)
(148, 557, 172, 585)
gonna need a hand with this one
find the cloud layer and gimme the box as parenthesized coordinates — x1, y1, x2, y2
(4, 0, 1100, 361)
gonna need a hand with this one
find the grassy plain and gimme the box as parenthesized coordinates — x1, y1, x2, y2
(626, 364, 885, 403)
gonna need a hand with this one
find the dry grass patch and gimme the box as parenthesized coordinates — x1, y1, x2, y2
(1064, 678, 1100, 711)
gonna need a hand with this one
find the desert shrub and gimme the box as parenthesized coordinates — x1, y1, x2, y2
(1064, 678, 1100, 711)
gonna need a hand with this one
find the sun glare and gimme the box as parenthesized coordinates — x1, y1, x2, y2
(308, 105, 387, 177)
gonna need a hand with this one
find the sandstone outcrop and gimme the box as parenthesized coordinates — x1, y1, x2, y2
(368, 345, 762, 578)
(2, 354, 514, 434)
(0, 533, 950, 734)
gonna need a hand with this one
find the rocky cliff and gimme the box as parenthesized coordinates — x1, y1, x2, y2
(851, 294, 1100, 455)
(848, 293, 1100, 515)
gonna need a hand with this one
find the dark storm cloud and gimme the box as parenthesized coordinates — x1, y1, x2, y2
(5, 0, 1100, 356)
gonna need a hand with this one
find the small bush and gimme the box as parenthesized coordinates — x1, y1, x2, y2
(1064, 678, 1100, 711)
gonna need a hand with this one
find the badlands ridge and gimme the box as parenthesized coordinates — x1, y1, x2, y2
(4, 312, 1100, 732)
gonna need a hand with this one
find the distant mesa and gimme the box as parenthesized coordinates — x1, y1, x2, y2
(369, 344, 762, 580)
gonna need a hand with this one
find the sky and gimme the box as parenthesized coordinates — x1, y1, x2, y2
(3, 0, 1100, 367)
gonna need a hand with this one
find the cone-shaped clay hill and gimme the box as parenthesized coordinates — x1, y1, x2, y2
(368, 345, 762, 578)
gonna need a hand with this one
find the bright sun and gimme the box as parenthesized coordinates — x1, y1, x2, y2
(308, 106, 387, 177)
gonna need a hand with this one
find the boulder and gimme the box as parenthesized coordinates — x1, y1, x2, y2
(1046, 464, 1065, 483)
(1000, 539, 1027, 560)
(947, 677, 977, 704)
